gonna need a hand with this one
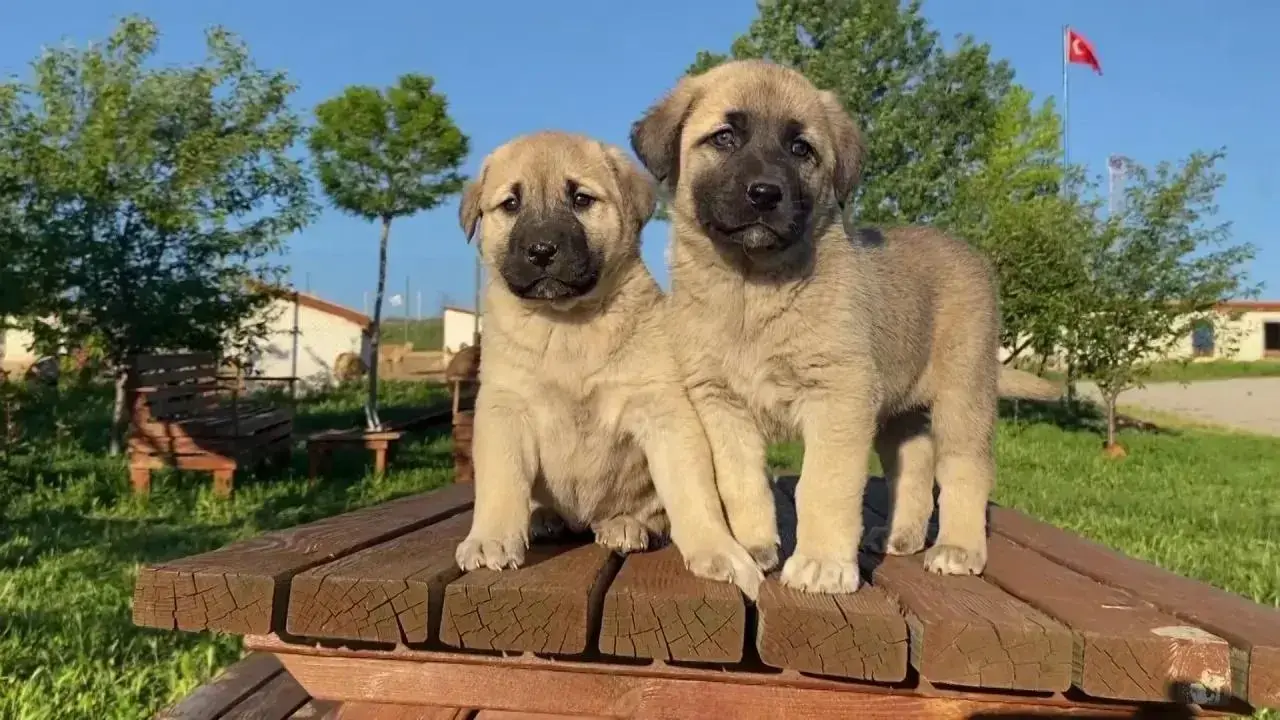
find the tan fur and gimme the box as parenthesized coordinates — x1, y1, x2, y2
(453, 130, 763, 599)
(632, 60, 1060, 593)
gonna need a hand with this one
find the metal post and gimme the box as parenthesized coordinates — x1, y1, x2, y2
(1061, 25, 1070, 197)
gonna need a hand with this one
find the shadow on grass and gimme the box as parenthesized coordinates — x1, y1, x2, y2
(998, 397, 1176, 437)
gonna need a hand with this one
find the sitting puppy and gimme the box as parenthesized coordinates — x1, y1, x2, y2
(453, 131, 763, 599)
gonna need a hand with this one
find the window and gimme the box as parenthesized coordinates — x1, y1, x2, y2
(1191, 320, 1215, 358)
(1265, 321, 1280, 358)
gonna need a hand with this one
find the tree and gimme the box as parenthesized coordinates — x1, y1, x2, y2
(4, 16, 316, 453)
(309, 74, 469, 430)
(941, 86, 1096, 368)
(657, 0, 1014, 224)
(1064, 150, 1256, 451)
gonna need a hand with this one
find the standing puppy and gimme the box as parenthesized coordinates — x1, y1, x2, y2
(453, 131, 763, 600)
(630, 60, 1061, 593)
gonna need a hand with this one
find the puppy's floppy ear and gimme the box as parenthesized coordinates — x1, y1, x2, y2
(602, 144, 657, 229)
(818, 90, 863, 206)
(630, 75, 700, 189)
(458, 159, 489, 243)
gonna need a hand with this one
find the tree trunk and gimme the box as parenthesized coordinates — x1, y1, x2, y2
(109, 370, 127, 456)
(1104, 391, 1118, 448)
(366, 216, 392, 431)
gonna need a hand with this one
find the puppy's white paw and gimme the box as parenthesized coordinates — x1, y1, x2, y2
(780, 552, 861, 594)
(682, 538, 765, 601)
(592, 515, 650, 554)
(923, 543, 987, 576)
(529, 506, 568, 541)
(455, 534, 527, 572)
(862, 525, 926, 556)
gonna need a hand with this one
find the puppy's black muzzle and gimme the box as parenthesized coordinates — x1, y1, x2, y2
(500, 211, 600, 300)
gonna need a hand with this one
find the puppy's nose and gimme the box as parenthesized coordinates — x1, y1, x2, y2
(526, 241, 558, 267)
(746, 182, 783, 211)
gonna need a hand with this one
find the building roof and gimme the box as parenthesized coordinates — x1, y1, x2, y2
(292, 291, 372, 330)
(1217, 300, 1280, 313)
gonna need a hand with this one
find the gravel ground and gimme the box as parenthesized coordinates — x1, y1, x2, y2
(1078, 378, 1280, 436)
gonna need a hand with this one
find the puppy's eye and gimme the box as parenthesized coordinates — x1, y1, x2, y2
(572, 191, 595, 209)
(711, 128, 737, 149)
(501, 196, 520, 213)
(789, 139, 813, 158)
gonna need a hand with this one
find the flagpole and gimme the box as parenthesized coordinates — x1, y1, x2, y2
(1061, 24, 1070, 195)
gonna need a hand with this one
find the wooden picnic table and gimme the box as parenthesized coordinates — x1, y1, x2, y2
(134, 471, 1279, 718)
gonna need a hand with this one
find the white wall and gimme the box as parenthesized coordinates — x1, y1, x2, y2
(244, 297, 370, 388)
(443, 307, 483, 353)
(1, 326, 37, 371)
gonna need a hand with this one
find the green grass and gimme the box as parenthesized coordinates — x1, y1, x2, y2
(1, 386, 1277, 718)
(0, 379, 453, 720)
(1041, 358, 1280, 385)
(379, 317, 444, 351)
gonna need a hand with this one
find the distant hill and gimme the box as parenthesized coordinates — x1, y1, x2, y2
(379, 317, 443, 350)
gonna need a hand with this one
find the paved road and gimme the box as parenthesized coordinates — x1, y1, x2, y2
(1077, 378, 1280, 436)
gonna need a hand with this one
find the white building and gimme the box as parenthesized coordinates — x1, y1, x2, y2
(442, 305, 483, 354)
(242, 291, 373, 388)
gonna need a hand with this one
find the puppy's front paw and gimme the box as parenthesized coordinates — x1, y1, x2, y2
(862, 525, 926, 556)
(747, 543, 780, 573)
(683, 538, 765, 601)
(923, 543, 986, 576)
(780, 552, 861, 594)
(455, 534, 527, 572)
(592, 515, 649, 554)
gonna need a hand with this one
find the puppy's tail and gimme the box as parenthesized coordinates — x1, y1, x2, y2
(997, 367, 1064, 401)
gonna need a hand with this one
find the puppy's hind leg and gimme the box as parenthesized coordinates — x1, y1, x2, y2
(924, 387, 996, 576)
(864, 411, 934, 557)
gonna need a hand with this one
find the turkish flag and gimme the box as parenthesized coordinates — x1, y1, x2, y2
(1066, 28, 1102, 75)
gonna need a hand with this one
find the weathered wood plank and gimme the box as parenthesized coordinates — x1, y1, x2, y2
(440, 542, 619, 655)
(287, 699, 341, 719)
(129, 352, 218, 373)
(274, 651, 1151, 719)
(984, 532, 1235, 703)
(335, 703, 467, 719)
(287, 512, 473, 644)
(156, 652, 283, 720)
(755, 578, 908, 681)
(218, 671, 310, 719)
(598, 544, 746, 663)
(989, 504, 1280, 708)
(132, 483, 474, 634)
(861, 487, 1074, 691)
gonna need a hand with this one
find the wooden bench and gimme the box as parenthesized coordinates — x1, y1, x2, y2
(133, 473, 1278, 718)
(127, 352, 295, 496)
(306, 406, 455, 480)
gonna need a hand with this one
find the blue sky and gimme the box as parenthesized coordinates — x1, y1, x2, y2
(4, 0, 1277, 315)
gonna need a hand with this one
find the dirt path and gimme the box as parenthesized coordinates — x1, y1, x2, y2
(1077, 378, 1280, 436)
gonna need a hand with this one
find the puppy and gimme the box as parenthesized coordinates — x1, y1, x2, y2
(630, 60, 1061, 593)
(452, 130, 763, 599)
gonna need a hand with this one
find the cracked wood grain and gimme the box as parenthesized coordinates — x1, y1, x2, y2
(286, 512, 473, 644)
(861, 481, 1073, 691)
(598, 544, 746, 663)
(984, 532, 1234, 704)
(754, 577, 908, 681)
(440, 542, 619, 655)
(132, 482, 474, 634)
(989, 503, 1280, 709)
(755, 477, 908, 681)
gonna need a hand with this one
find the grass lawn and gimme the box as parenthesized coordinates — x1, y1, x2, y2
(0, 387, 1277, 718)
(1042, 358, 1280, 385)
(380, 316, 445, 351)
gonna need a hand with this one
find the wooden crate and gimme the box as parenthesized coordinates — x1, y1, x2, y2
(132, 481, 1278, 717)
